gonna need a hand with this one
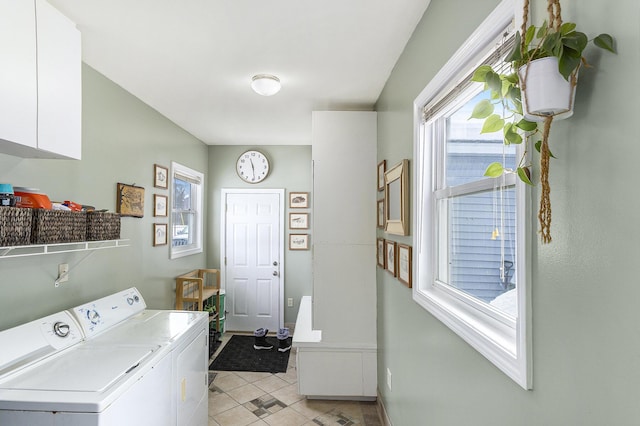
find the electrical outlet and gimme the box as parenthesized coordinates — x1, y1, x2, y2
(58, 264, 69, 283)
(386, 368, 392, 390)
(287, 298, 294, 307)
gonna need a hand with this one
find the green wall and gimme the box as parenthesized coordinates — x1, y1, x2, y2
(376, 0, 640, 424)
(0, 64, 208, 330)
(207, 145, 313, 325)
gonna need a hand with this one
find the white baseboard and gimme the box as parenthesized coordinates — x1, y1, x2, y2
(377, 390, 393, 426)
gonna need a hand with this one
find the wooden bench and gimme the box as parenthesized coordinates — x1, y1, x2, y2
(175, 269, 221, 331)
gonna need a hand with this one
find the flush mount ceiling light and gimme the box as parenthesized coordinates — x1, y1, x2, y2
(251, 74, 281, 96)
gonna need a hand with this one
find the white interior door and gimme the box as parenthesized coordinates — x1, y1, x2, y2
(222, 189, 284, 332)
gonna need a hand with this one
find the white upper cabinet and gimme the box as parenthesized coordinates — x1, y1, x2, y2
(0, 0, 38, 152)
(36, 0, 82, 160)
(0, 0, 81, 160)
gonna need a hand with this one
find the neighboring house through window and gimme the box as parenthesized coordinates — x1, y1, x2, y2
(412, 0, 531, 389)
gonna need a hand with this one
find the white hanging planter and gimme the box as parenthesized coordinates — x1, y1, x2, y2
(518, 57, 576, 122)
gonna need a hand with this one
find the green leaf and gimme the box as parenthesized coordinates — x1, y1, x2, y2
(542, 31, 562, 57)
(471, 65, 494, 82)
(594, 34, 616, 53)
(525, 25, 536, 46)
(534, 140, 556, 158)
(480, 114, 505, 134)
(560, 22, 576, 35)
(469, 99, 494, 119)
(558, 51, 581, 80)
(485, 71, 502, 94)
(517, 167, 533, 185)
(516, 118, 537, 132)
(505, 32, 522, 62)
(536, 22, 548, 40)
(484, 162, 504, 178)
(504, 123, 523, 144)
(562, 32, 588, 53)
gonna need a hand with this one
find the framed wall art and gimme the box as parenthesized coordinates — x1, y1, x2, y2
(154, 194, 168, 217)
(153, 223, 168, 246)
(289, 192, 309, 208)
(377, 238, 386, 268)
(397, 244, 412, 288)
(154, 164, 169, 189)
(289, 212, 309, 229)
(385, 240, 397, 277)
(377, 160, 386, 191)
(384, 159, 409, 236)
(289, 233, 309, 250)
(116, 183, 145, 218)
(377, 198, 385, 229)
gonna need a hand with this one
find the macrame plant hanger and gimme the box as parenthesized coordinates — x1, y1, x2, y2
(520, 0, 568, 244)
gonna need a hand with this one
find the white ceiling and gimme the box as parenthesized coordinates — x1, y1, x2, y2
(48, 0, 431, 146)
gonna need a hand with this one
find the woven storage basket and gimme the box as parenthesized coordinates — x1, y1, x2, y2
(31, 210, 87, 244)
(86, 212, 121, 241)
(0, 207, 33, 246)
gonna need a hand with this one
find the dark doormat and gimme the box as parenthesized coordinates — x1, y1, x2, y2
(209, 335, 290, 373)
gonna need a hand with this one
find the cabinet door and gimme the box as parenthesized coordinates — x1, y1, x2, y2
(36, 0, 82, 159)
(0, 0, 38, 151)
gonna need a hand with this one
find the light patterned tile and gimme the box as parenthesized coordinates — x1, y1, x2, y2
(208, 392, 240, 417)
(270, 383, 304, 406)
(227, 383, 267, 405)
(236, 371, 273, 383)
(289, 399, 337, 420)
(214, 373, 249, 392)
(213, 405, 260, 426)
(253, 374, 289, 393)
(243, 395, 287, 418)
(263, 407, 309, 426)
(275, 366, 298, 384)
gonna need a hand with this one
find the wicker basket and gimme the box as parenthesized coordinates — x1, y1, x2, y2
(86, 212, 121, 241)
(0, 207, 33, 246)
(31, 210, 87, 244)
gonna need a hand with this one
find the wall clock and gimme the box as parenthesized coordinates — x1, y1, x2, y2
(236, 150, 270, 183)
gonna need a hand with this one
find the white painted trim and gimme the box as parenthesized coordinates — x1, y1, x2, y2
(170, 161, 204, 259)
(220, 188, 286, 329)
(411, 0, 532, 390)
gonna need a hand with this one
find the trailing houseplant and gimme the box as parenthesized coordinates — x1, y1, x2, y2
(469, 0, 615, 243)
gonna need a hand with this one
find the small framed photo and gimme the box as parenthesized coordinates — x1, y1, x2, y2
(385, 240, 397, 277)
(289, 233, 309, 250)
(154, 164, 169, 189)
(377, 160, 386, 191)
(153, 194, 168, 217)
(289, 212, 309, 229)
(116, 183, 145, 218)
(377, 198, 385, 229)
(153, 223, 168, 246)
(289, 192, 309, 209)
(377, 238, 386, 268)
(397, 244, 413, 288)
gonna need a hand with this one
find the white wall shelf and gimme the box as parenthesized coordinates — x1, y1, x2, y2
(0, 239, 129, 259)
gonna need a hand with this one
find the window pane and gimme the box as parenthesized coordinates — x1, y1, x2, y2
(173, 177, 192, 210)
(446, 91, 516, 187)
(437, 186, 517, 315)
(172, 211, 195, 247)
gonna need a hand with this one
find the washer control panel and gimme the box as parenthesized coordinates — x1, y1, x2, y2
(71, 287, 147, 338)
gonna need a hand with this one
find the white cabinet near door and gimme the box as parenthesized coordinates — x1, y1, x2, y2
(0, 0, 81, 160)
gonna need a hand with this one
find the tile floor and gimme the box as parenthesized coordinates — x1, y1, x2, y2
(208, 333, 383, 426)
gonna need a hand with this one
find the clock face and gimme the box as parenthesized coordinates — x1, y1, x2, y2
(236, 150, 270, 183)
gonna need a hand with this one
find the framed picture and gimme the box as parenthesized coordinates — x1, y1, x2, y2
(385, 240, 397, 277)
(153, 223, 168, 246)
(397, 244, 413, 288)
(289, 233, 309, 250)
(377, 198, 385, 229)
(154, 194, 168, 217)
(377, 238, 386, 268)
(385, 159, 409, 236)
(289, 212, 309, 229)
(116, 183, 145, 218)
(377, 160, 386, 191)
(289, 192, 309, 208)
(154, 164, 169, 189)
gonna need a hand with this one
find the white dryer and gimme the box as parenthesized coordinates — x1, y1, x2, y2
(0, 287, 208, 426)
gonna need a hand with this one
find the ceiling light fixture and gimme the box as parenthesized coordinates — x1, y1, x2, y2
(251, 74, 281, 96)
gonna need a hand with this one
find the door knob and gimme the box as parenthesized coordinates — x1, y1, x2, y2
(273, 261, 278, 266)
(272, 271, 278, 276)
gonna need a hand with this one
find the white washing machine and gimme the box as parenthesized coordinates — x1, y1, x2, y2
(0, 288, 208, 426)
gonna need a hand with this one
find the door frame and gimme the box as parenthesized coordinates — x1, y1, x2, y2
(220, 188, 285, 330)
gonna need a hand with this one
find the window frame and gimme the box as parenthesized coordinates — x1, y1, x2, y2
(412, 0, 532, 389)
(170, 161, 204, 259)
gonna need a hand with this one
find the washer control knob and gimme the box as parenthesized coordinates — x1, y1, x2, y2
(127, 297, 134, 305)
(87, 309, 100, 325)
(53, 321, 70, 338)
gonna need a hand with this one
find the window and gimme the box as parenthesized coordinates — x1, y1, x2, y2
(170, 161, 204, 259)
(413, 0, 531, 389)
